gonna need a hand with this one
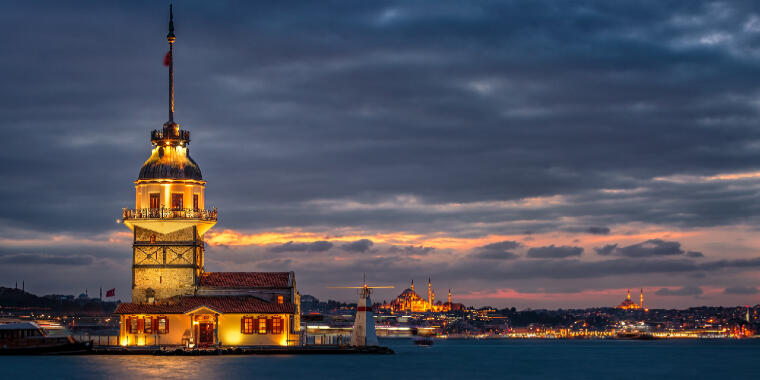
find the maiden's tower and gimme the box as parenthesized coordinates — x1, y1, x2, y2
(114, 6, 300, 348)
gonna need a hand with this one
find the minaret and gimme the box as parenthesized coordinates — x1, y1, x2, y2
(640, 288, 644, 309)
(428, 277, 433, 311)
(411, 279, 414, 292)
(122, 5, 217, 303)
(626, 289, 631, 300)
(448, 289, 452, 305)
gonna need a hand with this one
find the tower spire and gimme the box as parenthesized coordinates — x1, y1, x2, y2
(167, 3, 176, 124)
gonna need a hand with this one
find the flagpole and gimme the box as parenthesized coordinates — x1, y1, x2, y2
(167, 4, 175, 123)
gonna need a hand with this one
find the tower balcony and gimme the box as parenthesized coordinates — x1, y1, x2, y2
(151, 126, 190, 146)
(122, 208, 217, 235)
(123, 207, 217, 221)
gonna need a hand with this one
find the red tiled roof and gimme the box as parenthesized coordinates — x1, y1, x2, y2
(113, 296, 295, 315)
(199, 272, 291, 288)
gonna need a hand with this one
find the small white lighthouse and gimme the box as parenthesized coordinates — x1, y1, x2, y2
(351, 284, 378, 346)
(330, 277, 393, 347)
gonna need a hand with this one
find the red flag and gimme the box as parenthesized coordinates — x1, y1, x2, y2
(106, 288, 115, 297)
(163, 51, 171, 66)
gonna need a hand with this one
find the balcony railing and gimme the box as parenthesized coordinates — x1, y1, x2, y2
(151, 129, 190, 142)
(123, 207, 217, 221)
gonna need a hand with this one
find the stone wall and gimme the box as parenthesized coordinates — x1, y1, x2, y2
(132, 226, 202, 303)
(132, 267, 196, 303)
(135, 226, 202, 243)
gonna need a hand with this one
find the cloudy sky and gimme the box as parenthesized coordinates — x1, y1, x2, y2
(2, 0, 760, 308)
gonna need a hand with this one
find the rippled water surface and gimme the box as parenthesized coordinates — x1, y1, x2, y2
(3, 339, 760, 379)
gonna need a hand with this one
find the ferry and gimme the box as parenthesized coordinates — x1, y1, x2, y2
(412, 336, 434, 346)
(0, 321, 92, 355)
(410, 327, 434, 346)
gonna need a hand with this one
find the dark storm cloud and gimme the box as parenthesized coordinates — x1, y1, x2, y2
(0, 253, 94, 266)
(595, 244, 618, 256)
(270, 240, 333, 253)
(3, 0, 760, 236)
(387, 245, 435, 255)
(564, 226, 610, 235)
(4, 0, 760, 299)
(340, 239, 374, 253)
(472, 241, 521, 260)
(723, 285, 759, 295)
(526, 245, 583, 259)
(595, 239, 686, 258)
(655, 286, 703, 296)
(586, 227, 610, 235)
(686, 251, 704, 258)
(443, 256, 760, 281)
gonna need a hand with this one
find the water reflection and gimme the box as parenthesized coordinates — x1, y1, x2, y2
(2, 340, 760, 380)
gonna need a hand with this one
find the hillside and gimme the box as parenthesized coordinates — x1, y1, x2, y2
(0, 287, 119, 315)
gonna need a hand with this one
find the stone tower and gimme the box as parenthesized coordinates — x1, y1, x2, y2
(122, 6, 217, 303)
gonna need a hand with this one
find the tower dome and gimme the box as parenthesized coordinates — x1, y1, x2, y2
(137, 123, 202, 180)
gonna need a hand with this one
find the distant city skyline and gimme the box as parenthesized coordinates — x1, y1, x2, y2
(2, 1, 760, 308)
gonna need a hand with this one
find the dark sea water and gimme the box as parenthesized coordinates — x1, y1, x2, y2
(3, 339, 760, 380)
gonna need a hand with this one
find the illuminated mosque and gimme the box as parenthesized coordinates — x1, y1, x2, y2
(380, 279, 464, 313)
(616, 289, 645, 310)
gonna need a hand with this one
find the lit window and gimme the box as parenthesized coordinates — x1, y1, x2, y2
(149, 193, 160, 209)
(129, 317, 138, 334)
(157, 317, 169, 334)
(272, 317, 283, 334)
(258, 318, 267, 334)
(144, 317, 152, 334)
(171, 194, 183, 209)
(193, 194, 199, 210)
(277, 295, 284, 304)
(242, 317, 254, 334)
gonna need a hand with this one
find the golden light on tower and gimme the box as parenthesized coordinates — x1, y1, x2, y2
(121, 4, 217, 303)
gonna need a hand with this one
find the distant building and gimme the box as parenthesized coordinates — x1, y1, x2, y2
(43, 294, 75, 301)
(113, 7, 299, 348)
(300, 295, 323, 314)
(380, 279, 464, 313)
(616, 289, 645, 310)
